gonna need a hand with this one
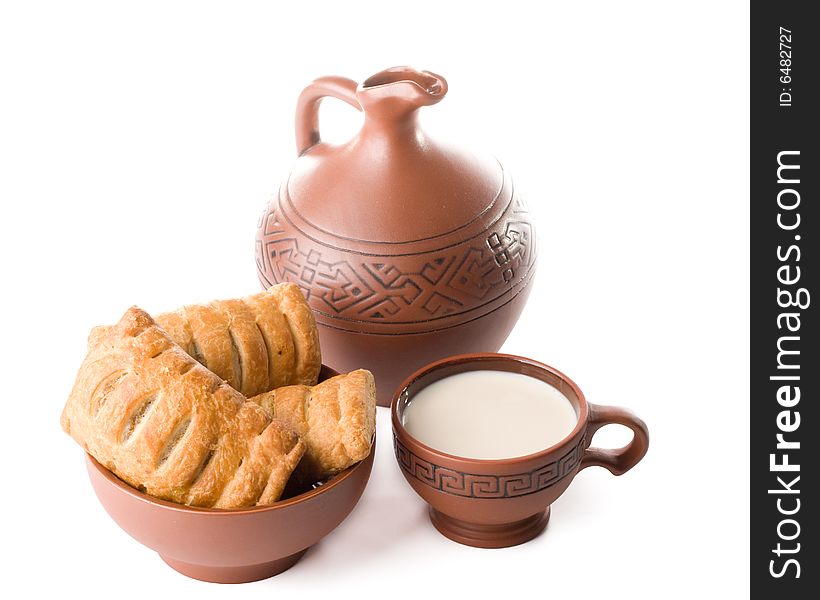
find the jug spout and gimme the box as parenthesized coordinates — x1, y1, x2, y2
(293, 67, 447, 155)
(357, 67, 447, 123)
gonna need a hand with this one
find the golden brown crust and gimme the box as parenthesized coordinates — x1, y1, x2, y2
(212, 298, 270, 398)
(265, 283, 322, 386)
(155, 283, 320, 396)
(243, 290, 297, 390)
(250, 369, 376, 483)
(149, 310, 193, 356)
(60, 307, 305, 508)
(183, 304, 238, 392)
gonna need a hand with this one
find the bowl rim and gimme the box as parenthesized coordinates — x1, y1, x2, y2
(86, 430, 376, 515)
(390, 352, 589, 465)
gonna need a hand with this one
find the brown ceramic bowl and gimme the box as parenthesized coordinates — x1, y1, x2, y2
(391, 353, 649, 548)
(85, 366, 375, 583)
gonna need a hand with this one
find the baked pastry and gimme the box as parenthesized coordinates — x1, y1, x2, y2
(60, 306, 306, 508)
(249, 369, 376, 483)
(155, 282, 321, 396)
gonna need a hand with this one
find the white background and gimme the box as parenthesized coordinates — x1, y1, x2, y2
(0, 1, 749, 598)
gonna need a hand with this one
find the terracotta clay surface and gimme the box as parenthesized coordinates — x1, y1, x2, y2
(391, 354, 649, 548)
(85, 366, 375, 583)
(256, 67, 537, 406)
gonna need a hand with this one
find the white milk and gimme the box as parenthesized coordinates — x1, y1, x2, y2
(402, 370, 578, 459)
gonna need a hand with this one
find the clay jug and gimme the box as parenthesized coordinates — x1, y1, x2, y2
(256, 67, 537, 406)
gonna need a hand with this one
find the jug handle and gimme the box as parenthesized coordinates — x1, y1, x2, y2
(295, 76, 361, 156)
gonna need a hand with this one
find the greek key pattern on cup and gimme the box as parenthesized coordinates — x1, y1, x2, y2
(393, 436, 584, 499)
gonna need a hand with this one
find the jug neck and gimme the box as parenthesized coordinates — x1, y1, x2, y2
(359, 109, 423, 146)
(355, 67, 447, 145)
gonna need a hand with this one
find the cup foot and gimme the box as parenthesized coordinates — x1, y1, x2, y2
(429, 507, 550, 548)
(159, 548, 309, 583)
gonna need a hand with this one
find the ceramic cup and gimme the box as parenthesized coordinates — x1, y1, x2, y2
(391, 353, 649, 548)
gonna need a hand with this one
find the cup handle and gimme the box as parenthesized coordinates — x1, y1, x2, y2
(579, 403, 649, 475)
(294, 76, 362, 156)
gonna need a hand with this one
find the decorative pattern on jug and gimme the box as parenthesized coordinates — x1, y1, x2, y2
(255, 173, 537, 335)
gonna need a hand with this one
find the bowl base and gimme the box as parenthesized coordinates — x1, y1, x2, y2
(429, 507, 550, 548)
(160, 548, 309, 583)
